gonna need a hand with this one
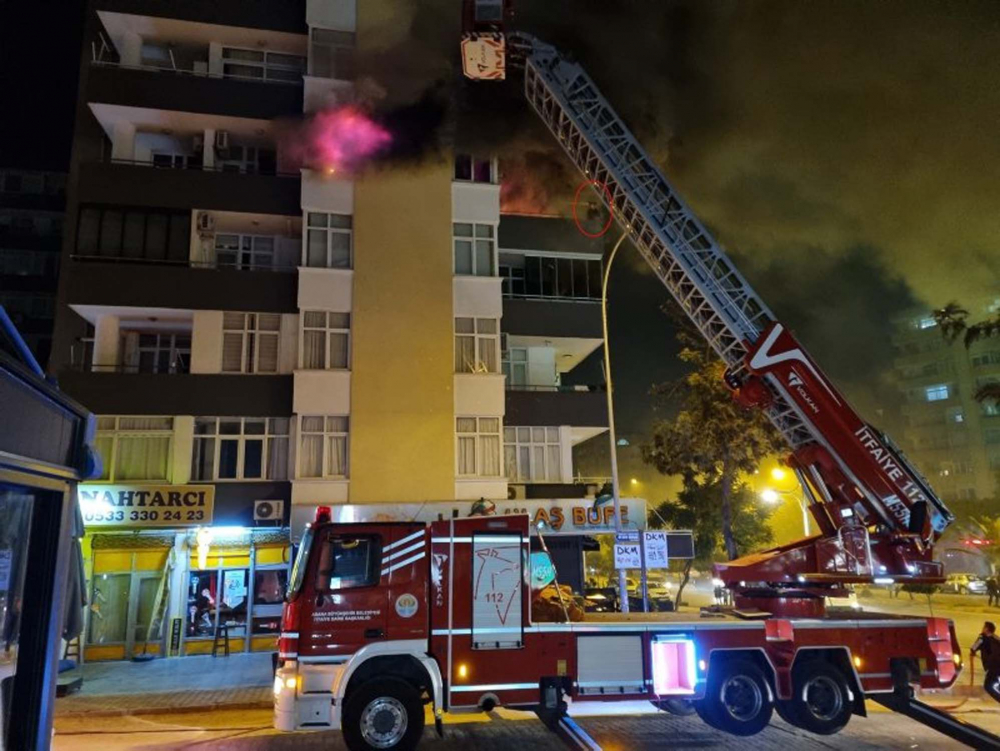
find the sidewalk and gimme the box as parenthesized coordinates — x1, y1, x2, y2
(55, 652, 274, 718)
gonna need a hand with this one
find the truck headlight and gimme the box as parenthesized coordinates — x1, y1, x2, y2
(273, 675, 284, 697)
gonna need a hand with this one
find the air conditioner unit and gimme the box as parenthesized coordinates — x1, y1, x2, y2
(192, 134, 204, 152)
(215, 130, 230, 151)
(196, 212, 215, 233)
(254, 499, 284, 522)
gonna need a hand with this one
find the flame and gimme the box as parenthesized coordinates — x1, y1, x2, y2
(287, 106, 391, 175)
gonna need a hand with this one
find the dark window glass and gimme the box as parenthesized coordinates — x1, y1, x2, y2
(168, 214, 189, 262)
(524, 256, 542, 296)
(218, 439, 239, 479)
(572, 259, 589, 298)
(454, 154, 472, 181)
(100, 210, 123, 255)
(541, 258, 556, 297)
(76, 208, 100, 254)
(243, 439, 263, 478)
(315, 536, 379, 591)
(473, 158, 492, 183)
(186, 571, 218, 638)
(122, 212, 145, 258)
(557, 258, 573, 297)
(145, 214, 168, 260)
(588, 260, 602, 298)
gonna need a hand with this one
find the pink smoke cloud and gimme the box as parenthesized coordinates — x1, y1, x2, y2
(281, 106, 391, 175)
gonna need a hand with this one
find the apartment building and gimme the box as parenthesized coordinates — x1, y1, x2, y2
(49, 1, 610, 661)
(0, 169, 65, 366)
(890, 299, 1000, 503)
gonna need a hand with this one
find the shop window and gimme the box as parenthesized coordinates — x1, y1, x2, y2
(251, 568, 288, 635)
(94, 416, 173, 483)
(186, 568, 249, 639)
(315, 535, 379, 591)
(191, 417, 289, 481)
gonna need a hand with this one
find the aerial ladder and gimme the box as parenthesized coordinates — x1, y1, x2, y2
(461, 23, 954, 618)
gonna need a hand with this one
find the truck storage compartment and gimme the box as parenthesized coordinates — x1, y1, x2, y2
(650, 636, 696, 695)
(576, 635, 644, 695)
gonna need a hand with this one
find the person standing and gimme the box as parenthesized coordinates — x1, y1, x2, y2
(970, 621, 1000, 702)
(988, 577, 999, 608)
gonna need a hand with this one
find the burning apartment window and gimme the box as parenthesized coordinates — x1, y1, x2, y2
(301, 311, 350, 370)
(310, 28, 356, 80)
(305, 212, 352, 269)
(453, 222, 495, 276)
(191, 417, 289, 481)
(299, 416, 349, 478)
(455, 317, 499, 373)
(454, 154, 494, 183)
(222, 312, 280, 373)
(456, 417, 501, 477)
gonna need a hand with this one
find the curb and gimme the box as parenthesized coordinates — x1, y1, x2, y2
(56, 698, 273, 720)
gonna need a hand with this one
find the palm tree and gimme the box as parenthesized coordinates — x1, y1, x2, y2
(934, 302, 1000, 402)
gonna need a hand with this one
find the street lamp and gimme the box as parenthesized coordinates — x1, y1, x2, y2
(760, 485, 810, 536)
(760, 488, 780, 505)
(602, 231, 633, 612)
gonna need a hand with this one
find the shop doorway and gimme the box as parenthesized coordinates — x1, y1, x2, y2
(88, 570, 166, 659)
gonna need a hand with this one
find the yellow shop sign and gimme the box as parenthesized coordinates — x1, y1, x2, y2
(78, 484, 215, 528)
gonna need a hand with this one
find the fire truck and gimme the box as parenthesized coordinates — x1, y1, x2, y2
(273, 11, 1000, 751)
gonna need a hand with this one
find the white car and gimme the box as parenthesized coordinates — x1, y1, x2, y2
(945, 573, 989, 595)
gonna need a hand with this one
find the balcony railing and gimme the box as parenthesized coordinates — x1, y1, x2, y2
(90, 59, 304, 87)
(103, 157, 296, 178)
(505, 383, 606, 393)
(69, 254, 299, 273)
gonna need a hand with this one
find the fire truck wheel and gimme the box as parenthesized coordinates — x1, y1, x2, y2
(653, 698, 696, 716)
(342, 678, 425, 751)
(788, 662, 852, 735)
(701, 658, 773, 736)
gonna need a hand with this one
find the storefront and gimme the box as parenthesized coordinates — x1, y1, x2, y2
(1, 311, 96, 750)
(77, 483, 291, 661)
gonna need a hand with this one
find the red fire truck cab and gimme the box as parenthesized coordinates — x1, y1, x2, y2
(273, 510, 961, 751)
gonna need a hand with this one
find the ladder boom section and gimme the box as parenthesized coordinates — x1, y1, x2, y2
(518, 36, 954, 545)
(521, 42, 813, 450)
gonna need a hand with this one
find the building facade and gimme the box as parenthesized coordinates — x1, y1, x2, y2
(50, 0, 610, 661)
(890, 299, 1000, 503)
(0, 169, 65, 367)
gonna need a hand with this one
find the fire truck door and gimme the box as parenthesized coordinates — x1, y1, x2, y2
(384, 525, 428, 641)
(471, 532, 525, 649)
(302, 526, 388, 658)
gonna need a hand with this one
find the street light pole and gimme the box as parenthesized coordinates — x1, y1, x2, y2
(603, 232, 630, 613)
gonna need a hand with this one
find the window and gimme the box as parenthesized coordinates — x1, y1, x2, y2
(305, 212, 352, 268)
(500, 252, 603, 299)
(217, 145, 277, 175)
(310, 28, 356, 80)
(502, 345, 527, 386)
(299, 416, 349, 478)
(75, 205, 190, 263)
(301, 311, 350, 369)
(454, 154, 495, 183)
(315, 535, 379, 591)
(504, 426, 562, 482)
(456, 417, 501, 477)
(453, 222, 495, 276)
(916, 316, 938, 330)
(221, 47, 305, 82)
(222, 312, 280, 373)
(474, 0, 504, 21)
(94, 417, 173, 482)
(455, 317, 499, 373)
(214, 234, 276, 271)
(186, 568, 248, 639)
(191, 417, 289, 481)
(121, 332, 190, 374)
(925, 384, 950, 402)
(972, 351, 1000, 367)
(985, 403, 1000, 417)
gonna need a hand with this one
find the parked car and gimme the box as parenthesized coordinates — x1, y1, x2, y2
(945, 573, 988, 595)
(583, 587, 619, 613)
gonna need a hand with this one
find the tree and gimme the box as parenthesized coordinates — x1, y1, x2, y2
(934, 302, 1000, 402)
(642, 313, 786, 561)
(649, 480, 773, 606)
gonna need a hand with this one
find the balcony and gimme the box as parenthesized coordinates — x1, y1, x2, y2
(61, 258, 297, 313)
(505, 385, 608, 427)
(57, 371, 293, 416)
(77, 160, 301, 215)
(88, 63, 303, 121)
(94, 0, 308, 34)
(502, 297, 602, 339)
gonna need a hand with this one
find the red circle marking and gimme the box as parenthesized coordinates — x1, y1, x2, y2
(572, 180, 615, 238)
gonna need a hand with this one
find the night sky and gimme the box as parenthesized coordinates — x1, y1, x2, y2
(7, 1, 1000, 460)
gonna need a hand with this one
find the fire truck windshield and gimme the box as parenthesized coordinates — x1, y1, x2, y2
(287, 523, 316, 601)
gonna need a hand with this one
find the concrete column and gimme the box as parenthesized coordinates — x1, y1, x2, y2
(92, 314, 120, 371)
(208, 42, 224, 77)
(559, 426, 574, 483)
(110, 122, 136, 162)
(190, 310, 223, 374)
(173, 416, 194, 484)
(202, 129, 216, 169)
(119, 30, 142, 67)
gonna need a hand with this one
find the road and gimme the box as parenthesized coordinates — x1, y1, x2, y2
(52, 702, 1000, 750)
